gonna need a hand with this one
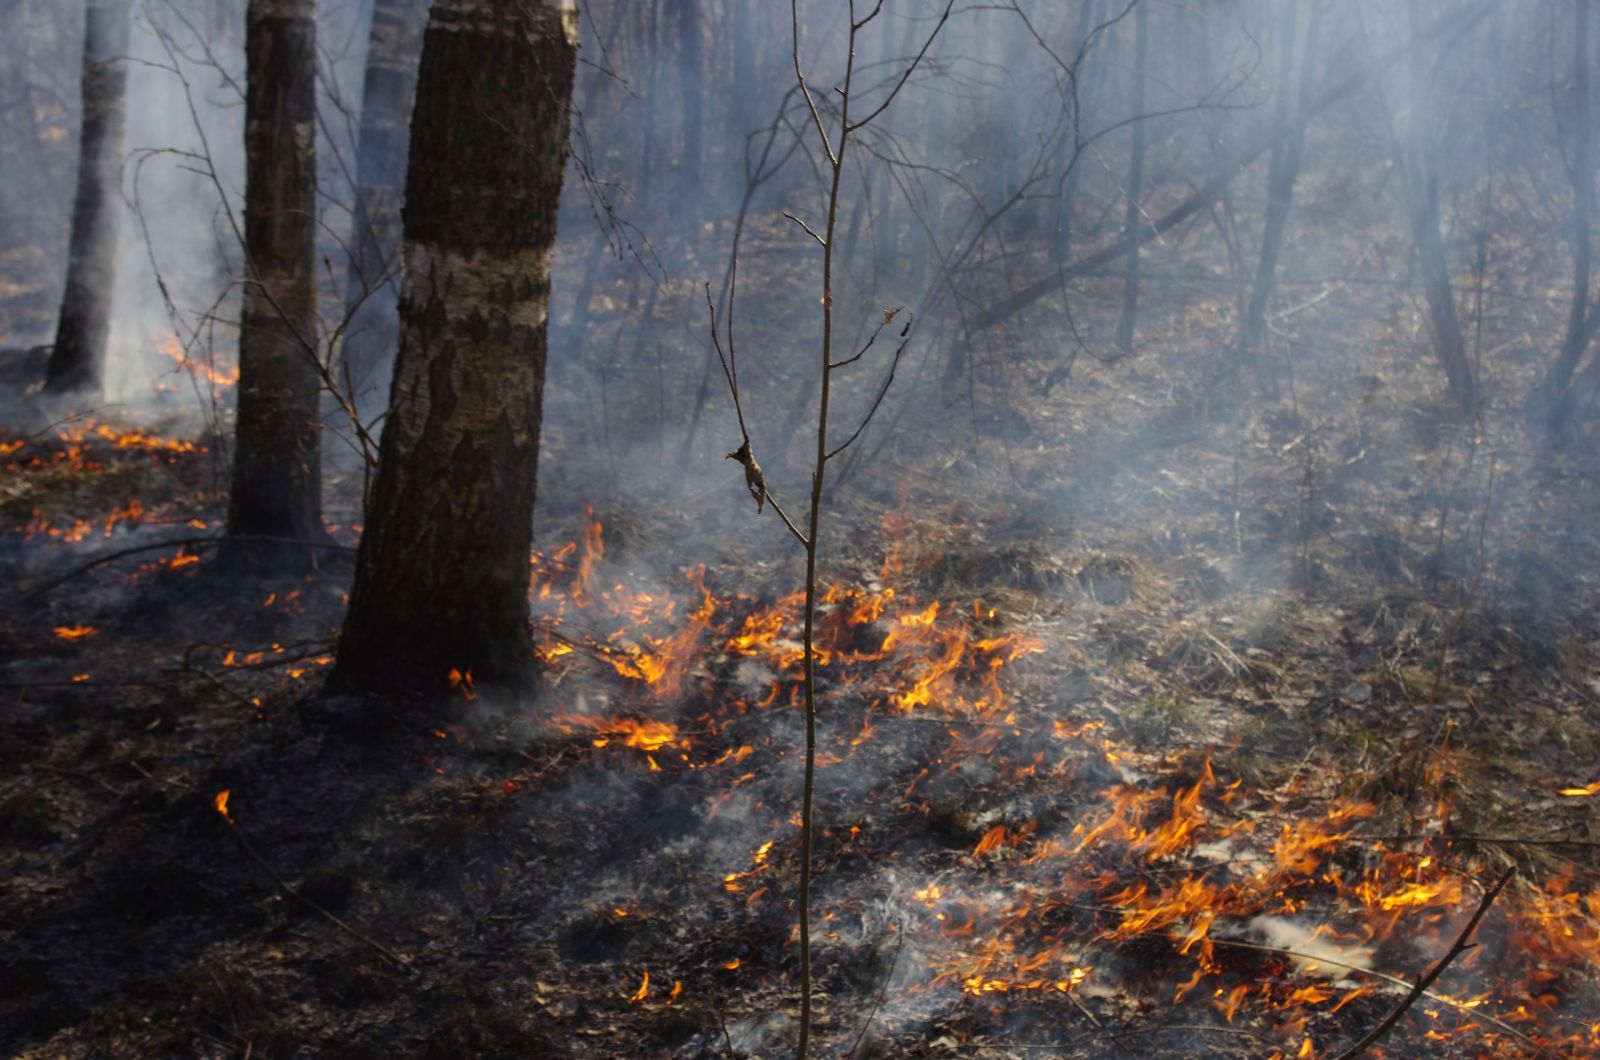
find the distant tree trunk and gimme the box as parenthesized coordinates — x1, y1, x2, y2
(674, 0, 704, 200)
(340, 0, 430, 413)
(226, 0, 322, 569)
(1402, 0, 1476, 412)
(1115, 0, 1150, 357)
(44, 0, 130, 395)
(731, 0, 758, 137)
(1529, 0, 1598, 433)
(1238, 0, 1321, 366)
(331, 0, 578, 698)
(1053, 0, 1102, 268)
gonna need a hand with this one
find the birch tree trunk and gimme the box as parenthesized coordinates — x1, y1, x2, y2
(331, 0, 578, 698)
(225, 0, 322, 569)
(44, 0, 130, 395)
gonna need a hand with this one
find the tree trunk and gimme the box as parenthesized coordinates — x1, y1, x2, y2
(1115, 0, 1150, 357)
(1529, 0, 1597, 433)
(340, 0, 430, 414)
(1403, 0, 1476, 412)
(44, 0, 130, 395)
(1238, 0, 1320, 365)
(226, 0, 322, 569)
(1053, 0, 1102, 268)
(331, 0, 578, 699)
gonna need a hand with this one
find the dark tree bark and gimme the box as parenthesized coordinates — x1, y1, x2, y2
(226, 0, 322, 569)
(1114, 0, 1150, 357)
(331, 0, 578, 698)
(340, 0, 430, 412)
(1401, 0, 1476, 412)
(44, 0, 130, 395)
(1529, 0, 1598, 433)
(1238, 0, 1320, 365)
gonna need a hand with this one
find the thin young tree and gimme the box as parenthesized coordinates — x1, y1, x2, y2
(717, 3, 952, 1053)
(331, 0, 578, 697)
(339, 0, 430, 414)
(225, 0, 322, 569)
(44, 0, 131, 395)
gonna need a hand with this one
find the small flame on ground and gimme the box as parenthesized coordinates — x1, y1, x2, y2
(53, 625, 99, 641)
(447, 667, 477, 703)
(628, 970, 649, 1003)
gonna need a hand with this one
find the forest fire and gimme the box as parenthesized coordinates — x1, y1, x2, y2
(6, 479, 1599, 1052)
(7, 0, 1600, 1052)
(510, 511, 1600, 1056)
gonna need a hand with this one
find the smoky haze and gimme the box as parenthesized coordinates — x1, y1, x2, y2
(3, 1, 1600, 1056)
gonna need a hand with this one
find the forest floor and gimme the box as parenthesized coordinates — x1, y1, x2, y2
(4, 234, 1600, 1058)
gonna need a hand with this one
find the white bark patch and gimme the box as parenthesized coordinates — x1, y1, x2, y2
(427, 0, 578, 45)
(384, 238, 552, 460)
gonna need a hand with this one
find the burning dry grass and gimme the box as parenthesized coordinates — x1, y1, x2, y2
(4, 419, 1600, 1055)
(487, 509, 1600, 1055)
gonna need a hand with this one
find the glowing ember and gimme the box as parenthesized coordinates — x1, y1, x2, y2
(212, 789, 231, 821)
(52, 625, 99, 641)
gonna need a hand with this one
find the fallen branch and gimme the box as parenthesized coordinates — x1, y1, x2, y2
(20, 534, 357, 602)
(1331, 868, 1515, 1060)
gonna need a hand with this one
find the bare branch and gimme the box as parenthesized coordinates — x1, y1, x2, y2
(846, 0, 957, 133)
(784, 210, 828, 247)
(830, 307, 901, 369)
(1331, 869, 1515, 1060)
(827, 315, 911, 461)
(791, 0, 838, 165)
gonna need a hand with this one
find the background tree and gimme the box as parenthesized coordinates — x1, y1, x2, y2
(331, 0, 578, 698)
(1395, 0, 1476, 412)
(43, 0, 130, 395)
(225, 0, 322, 568)
(339, 0, 431, 416)
(1114, 0, 1150, 358)
(1527, 0, 1598, 433)
(1237, 0, 1321, 373)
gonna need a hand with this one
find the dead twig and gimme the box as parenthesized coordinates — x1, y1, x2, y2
(845, 916, 904, 1059)
(20, 534, 356, 602)
(213, 796, 412, 973)
(1331, 868, 1516, 1060)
